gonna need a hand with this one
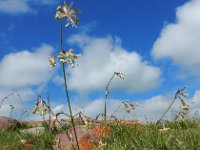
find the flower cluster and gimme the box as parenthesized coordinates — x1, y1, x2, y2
(49, 49, 81, 69)
(114, 72, 125, 80)
(55, 1, 80, 28)
(175, 87, 189, 99)
(122, 101, 138, 113)
(174, 87, 190, 121)
(32, 96, 48, 117)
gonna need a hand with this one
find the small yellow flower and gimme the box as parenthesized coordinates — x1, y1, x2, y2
(39, 106, 48, 116)
(159, 127, 171, 132)
(55, 1, 80, 28)
(122, 101, 137, 113)
(58, 49, 81, 68)
(55, 7, 63, 19)
(60, 58, 68, 63)
(182, 105, 189, 110)
(48, 56, 56, 68)
(58, 51, 65, 58)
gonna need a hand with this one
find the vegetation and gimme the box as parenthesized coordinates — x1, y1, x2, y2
(108, 119, 200, 150)
(0, 119, 200, 149)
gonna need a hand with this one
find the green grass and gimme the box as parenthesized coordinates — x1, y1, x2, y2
(0, 119, 200, 149)
(107, 119, 200, 150)
(0, 130, 55, 150)
(0, 121, 71, 150)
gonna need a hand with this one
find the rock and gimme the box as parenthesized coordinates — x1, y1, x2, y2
(0, 116, 17, 130)
(53, 126, 93, 150)
(20, 127, 45, 135)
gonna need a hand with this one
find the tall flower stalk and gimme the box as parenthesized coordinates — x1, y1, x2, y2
(105, 72, 124, 124)
(49, 1, 81, 149)
(104, 72, 124, 149)
(59, 16, 80, 150)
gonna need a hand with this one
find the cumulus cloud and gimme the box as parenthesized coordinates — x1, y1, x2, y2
(66, 34, 161, 94)
(0, 44, 54, 119)
(0, 0, 32, 14)
(71, 96, 173, 122)
(0, 90, 35, 119)
(9, 89, 198, 121)
(53, 104, 65, 114)
(0, 43, 53, 89)
(64, 90, 199, 122)
(190, 90, 200, 116)
(0, 0, 56, 14)
(152, 0, 200, 76)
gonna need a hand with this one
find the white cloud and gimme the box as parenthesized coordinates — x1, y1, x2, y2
(0, 43, 53, 89)
(0, 0, 32, 14)
(66, 34, 161, 94)
(4, 89, 198, 122)
(0, 0, 56, 14)
(34, 0, 55, 5)
(0, 44, 54, 120)
(0, 89, 35, 119)
(65, 90, 200, 122)
(152, 0, 200, 76)
(74, 96, 173, 122)
(53, 104, 65, 114)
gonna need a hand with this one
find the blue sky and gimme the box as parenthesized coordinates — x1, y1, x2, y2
(0, 0, 200, 121)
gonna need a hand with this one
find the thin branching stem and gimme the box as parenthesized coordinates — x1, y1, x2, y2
(105, 73, 115, 124)
(157, 87, 186, 123)
(109, 104, 121, 121)
(0, 93, 13, 109)
(157, 97, 176, 124)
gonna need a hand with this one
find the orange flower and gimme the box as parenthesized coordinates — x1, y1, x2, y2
(92, 125, 112, 139)
(79, 134, 96, 150)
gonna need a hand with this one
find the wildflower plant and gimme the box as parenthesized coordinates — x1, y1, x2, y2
(174, 95, 190, 121)
(103, 71, 125, 149)
(105, 72, 125, 123)
(157, 87, 189, 123)
(32, 96, 48, 120)
(48, 1, 81, 149)
(122, 101, 138, 113)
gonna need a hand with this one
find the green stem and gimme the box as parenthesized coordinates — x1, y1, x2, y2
(60, 20, 63, 51)
(59, 19, 80, 150)
(62, 63, 80, 150)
